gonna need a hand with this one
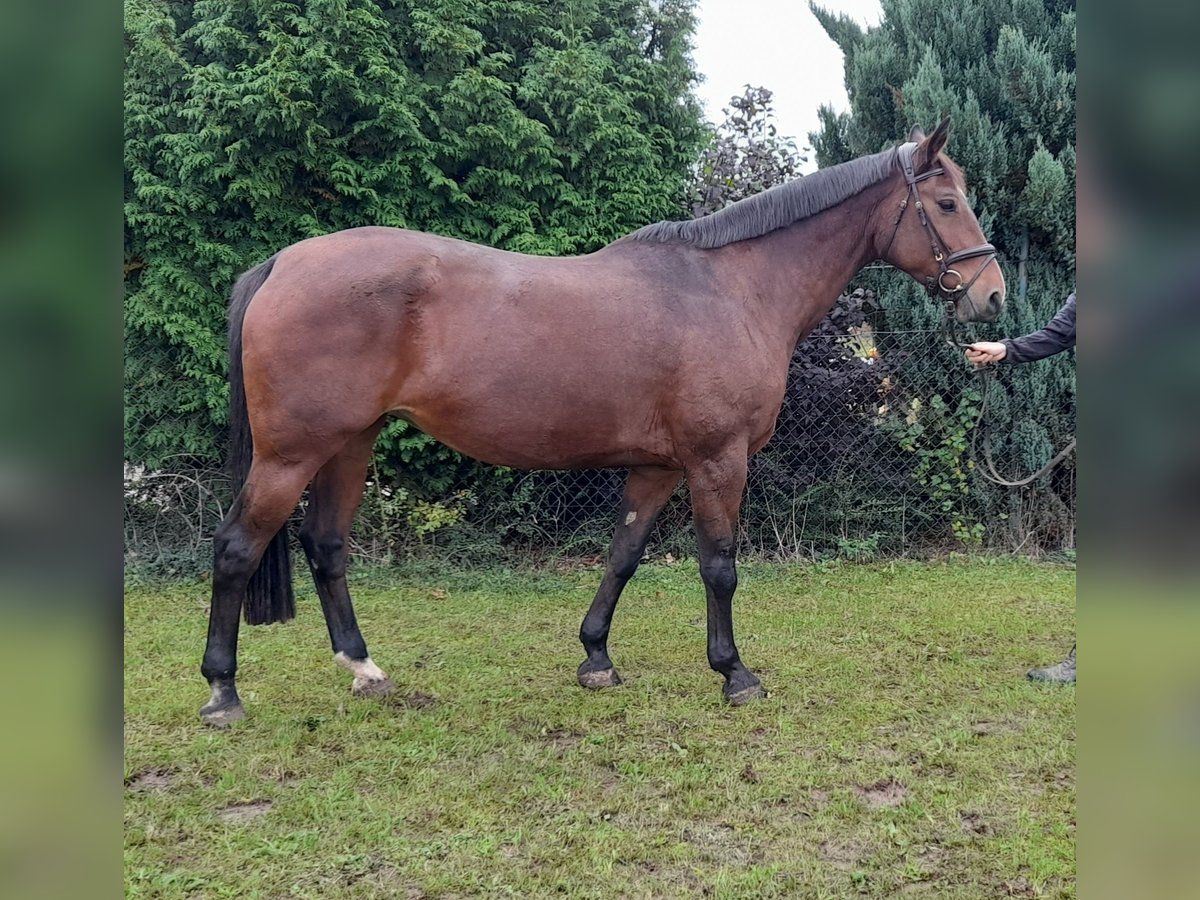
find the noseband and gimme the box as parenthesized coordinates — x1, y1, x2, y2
(882, 142, 998, 308)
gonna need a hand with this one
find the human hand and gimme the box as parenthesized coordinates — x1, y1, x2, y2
(964, 341, 1007, 366)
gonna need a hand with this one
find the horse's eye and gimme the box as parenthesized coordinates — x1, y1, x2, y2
(937, 199, 957, 212)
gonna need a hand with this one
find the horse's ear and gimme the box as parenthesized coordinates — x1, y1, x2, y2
(914, 116, 951, 172)
(908, 124, 926, 142)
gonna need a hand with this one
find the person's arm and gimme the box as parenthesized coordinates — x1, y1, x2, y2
(1001, 292, 1076, 363)
(964, 292, 1076, 365)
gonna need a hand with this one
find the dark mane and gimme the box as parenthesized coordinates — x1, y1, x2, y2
(630, 146, 901, 249)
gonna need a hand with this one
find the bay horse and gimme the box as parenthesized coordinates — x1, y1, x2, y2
(200, 119, 1004, 725)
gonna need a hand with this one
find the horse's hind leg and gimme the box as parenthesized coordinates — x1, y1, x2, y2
(298, 420, 394, 698)
(578, 466, 681, 689)
(201, 456, 320, 726)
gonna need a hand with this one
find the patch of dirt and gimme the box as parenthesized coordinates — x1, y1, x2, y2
(960, 812, 991, 836)
(915, 843, 947, 868)
(970, 719, 1014, 736)
(403, 696, 441, 710)
(1047, 768, 1074, 791)
(817, 838, 864, 870)
(913, 759, 956, 778)
(540, 728, 584, 750)
(387, 692, 438, 710)
(217, 799, 272, 822)
(594, 763, 620, 791)
(125, 767, 176, 793)
(1002, 876, 1036, 897)
(627, 861, 710, 896)
(740, 764, 760, 783)
(766, 787, 828, 819)
(808, 788, 831, 809)
(855, 778, 908, 809)
(682, 823, 756, 866)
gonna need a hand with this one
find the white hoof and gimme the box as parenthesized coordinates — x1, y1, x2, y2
(334, 652, 395, 697)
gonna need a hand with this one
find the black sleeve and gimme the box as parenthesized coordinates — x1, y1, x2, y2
(1003, 292, 1076, 364)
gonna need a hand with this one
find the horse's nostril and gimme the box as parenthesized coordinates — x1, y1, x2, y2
(988, 291, 1003, 313)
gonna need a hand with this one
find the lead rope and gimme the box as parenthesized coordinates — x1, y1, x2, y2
(940, 311, 1077, 488)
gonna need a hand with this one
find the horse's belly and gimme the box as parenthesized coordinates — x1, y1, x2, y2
(397, 396, 676, 471)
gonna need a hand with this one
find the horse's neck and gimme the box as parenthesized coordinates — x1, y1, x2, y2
(733, 180, 889, 351)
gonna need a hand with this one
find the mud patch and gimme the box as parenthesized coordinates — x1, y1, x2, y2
(740, 764, 760, 783)
(915, 843, 947, 868)
(960, 812, 991, 836)
(818, 838, 864, 870)
(1002, 876, 1035, 897)
(125, 767, 176, 793)
(855, 778, 908, 809)
(971, 719, 1013, 736)
(217, 800, 272, 823)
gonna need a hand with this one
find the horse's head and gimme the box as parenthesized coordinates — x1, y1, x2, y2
(878, 117, 1005, 323)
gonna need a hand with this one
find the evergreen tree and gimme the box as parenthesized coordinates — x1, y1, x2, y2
(811, 0, 1076, 549)
(124, 0, 704, 475)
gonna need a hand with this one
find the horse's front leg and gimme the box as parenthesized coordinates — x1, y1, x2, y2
(687, 452, 767, 705)
(577, 466, 682, 689)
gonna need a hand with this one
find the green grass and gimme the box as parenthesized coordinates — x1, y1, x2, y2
(125, 557, 1075, 898)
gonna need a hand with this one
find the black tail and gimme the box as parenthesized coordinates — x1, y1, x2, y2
(227, 254, 294, 625)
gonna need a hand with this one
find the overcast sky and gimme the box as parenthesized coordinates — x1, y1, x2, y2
(691, 0, 883, 172)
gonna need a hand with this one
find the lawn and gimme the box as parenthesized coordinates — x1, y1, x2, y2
(124, 556, 1075, 898)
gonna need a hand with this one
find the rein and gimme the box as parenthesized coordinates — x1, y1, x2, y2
(940, 313, 1077, 489)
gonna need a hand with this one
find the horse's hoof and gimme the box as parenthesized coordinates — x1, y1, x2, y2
(724, 681, 768, 706)
(335, 653, 395, 698)
(351, 676, 396, 698)
(578, 666, 623, 690)
(199, 700, 246, 728)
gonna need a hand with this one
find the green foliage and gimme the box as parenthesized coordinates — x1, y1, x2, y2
(883, 390, 985, 545)
(124, 0, 705, 472)
(811, 0, 1076, 550)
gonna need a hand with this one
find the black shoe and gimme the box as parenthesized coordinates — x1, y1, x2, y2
(1027, 643, 1076, 684)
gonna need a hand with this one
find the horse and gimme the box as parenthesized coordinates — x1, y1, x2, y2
(199, 118, 1004, 725)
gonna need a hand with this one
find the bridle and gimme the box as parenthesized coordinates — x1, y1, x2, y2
(881, 141, 998, 310)
(882, 142, 1075, 488)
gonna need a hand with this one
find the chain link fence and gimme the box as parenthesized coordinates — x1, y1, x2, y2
(124, 288, 1076, 577)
